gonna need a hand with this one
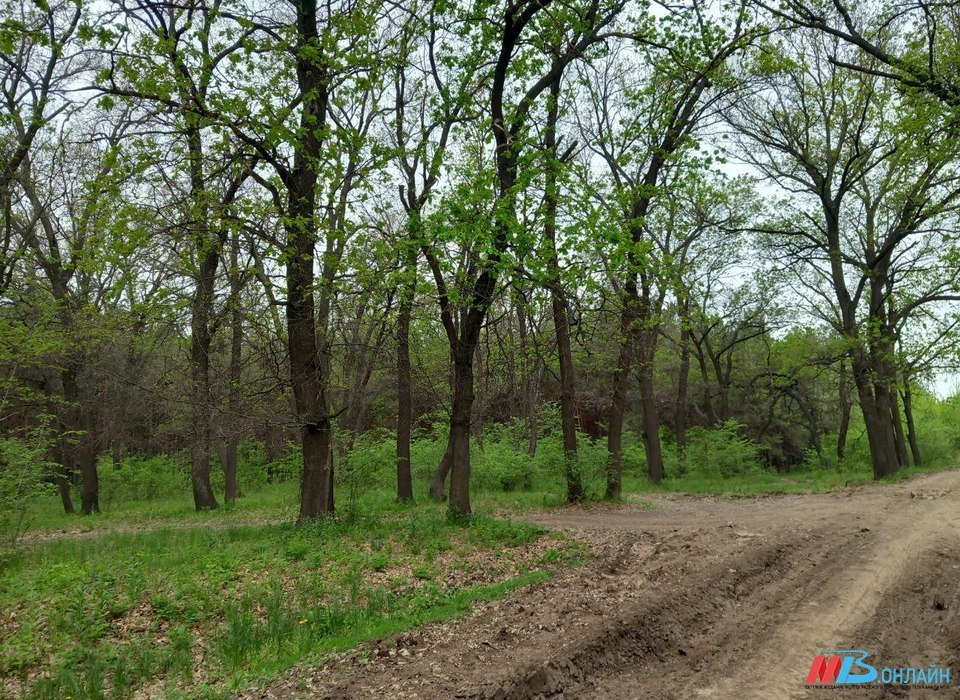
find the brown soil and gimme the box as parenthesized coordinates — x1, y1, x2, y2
(238, 470, 960, 699)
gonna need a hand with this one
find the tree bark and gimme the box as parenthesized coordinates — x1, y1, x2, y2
(223, 234, 244, 505)
(675, 324, 691, 454)
(396, 282, 414, 502)
(61, 363, 99, 514)
(429, 441, 452, 501)
(606, 278, 639, 500)
(850, 354, 900, 478)
(288, 0, 333, 523)
(837, 359, 851, 461)
(56, 475, 74, 514)
(543, 75, 582, 502)
(901, 381, 922, 466)
(637, 328, 664, 484)
(889, 384, 910, 468)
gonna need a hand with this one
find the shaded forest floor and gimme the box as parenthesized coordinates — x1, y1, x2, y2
(3, 465, 958, 699)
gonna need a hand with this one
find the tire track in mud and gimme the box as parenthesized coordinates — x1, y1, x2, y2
(682, 485, 960, 700)
(239, 470, 960, 700)
(479, 526, 855, 700)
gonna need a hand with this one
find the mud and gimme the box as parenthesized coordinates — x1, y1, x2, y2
(240, 470, 960, 699)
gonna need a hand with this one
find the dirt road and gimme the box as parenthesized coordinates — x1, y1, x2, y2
(243, 470, 960, 699)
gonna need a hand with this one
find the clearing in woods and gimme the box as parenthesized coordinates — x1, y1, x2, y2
(243, 469, 960, 699)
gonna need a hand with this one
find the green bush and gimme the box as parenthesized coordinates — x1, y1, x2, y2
(0, 435, 54, 556)
(99, 453, 190, 506)
(680, 421, 761, 479)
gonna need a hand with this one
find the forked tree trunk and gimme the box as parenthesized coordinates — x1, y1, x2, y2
(851, 356, 900, 479)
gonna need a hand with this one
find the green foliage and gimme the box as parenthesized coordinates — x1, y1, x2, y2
(671, 421, 761, 480)
(98, 453, 190, 506)
(0, 435, 54, 559)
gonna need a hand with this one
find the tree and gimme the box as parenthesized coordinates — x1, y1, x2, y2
(577, 0, 756, 494)
(731, 28, 960, 478)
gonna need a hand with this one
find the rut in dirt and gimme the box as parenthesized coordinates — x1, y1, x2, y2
(240, 469, 960, 700)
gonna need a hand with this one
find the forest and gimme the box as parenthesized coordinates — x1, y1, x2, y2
(2, 0, 960, 696)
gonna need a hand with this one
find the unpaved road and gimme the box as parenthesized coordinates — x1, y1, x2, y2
(242, 470, 960, 699)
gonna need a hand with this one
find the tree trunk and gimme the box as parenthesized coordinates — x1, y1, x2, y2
(851, 355, 900, 478)
(552, 278, 582, 501)
(56, 474, 74, 514)
(396, 286, 414, 502)
(79, 447, 99, 514)
(516, 298, 538, 459)
(448, 338, 476, 517)
(289, 206, 333, 520)
(186, 115, 218, 512)
(638, 330, 664, 484)
(889, 385, 910, 468)
(837, 359, 851, 461)
(61, 363, 98, 514)
(543, 74, 582, 502)
(675, 325, 691, 454)
(429, 441, 451, 501)
(189, 244, 219, 511)
(606, 282, 639, 500)
(901, 382, 922, 466)
(223, 233, 244, 505)
(289, 0, 333, 523)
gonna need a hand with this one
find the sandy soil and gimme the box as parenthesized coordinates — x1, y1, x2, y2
(238, 470, 960, 699)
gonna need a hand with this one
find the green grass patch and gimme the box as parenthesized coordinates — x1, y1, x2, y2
(0, 504, 558, 699)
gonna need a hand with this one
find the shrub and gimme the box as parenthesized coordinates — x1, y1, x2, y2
(681, 421, 761, 479)
(0, 435, 54, 556)
(99, 453, 190, 506)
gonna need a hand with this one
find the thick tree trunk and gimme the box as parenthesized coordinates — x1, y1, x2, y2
(61, 363, 99, 514)
(851, 356, 900, 478)
(289, 209, 333, 521)
(901, 383, 922, 466)
(289, 0, 333, 523)
(396, 289, 414, 502)
(448, 341, 475, 517)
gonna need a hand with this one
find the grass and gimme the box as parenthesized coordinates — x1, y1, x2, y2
(4, 425, 957, 699)
(0, 494, 571, 700)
